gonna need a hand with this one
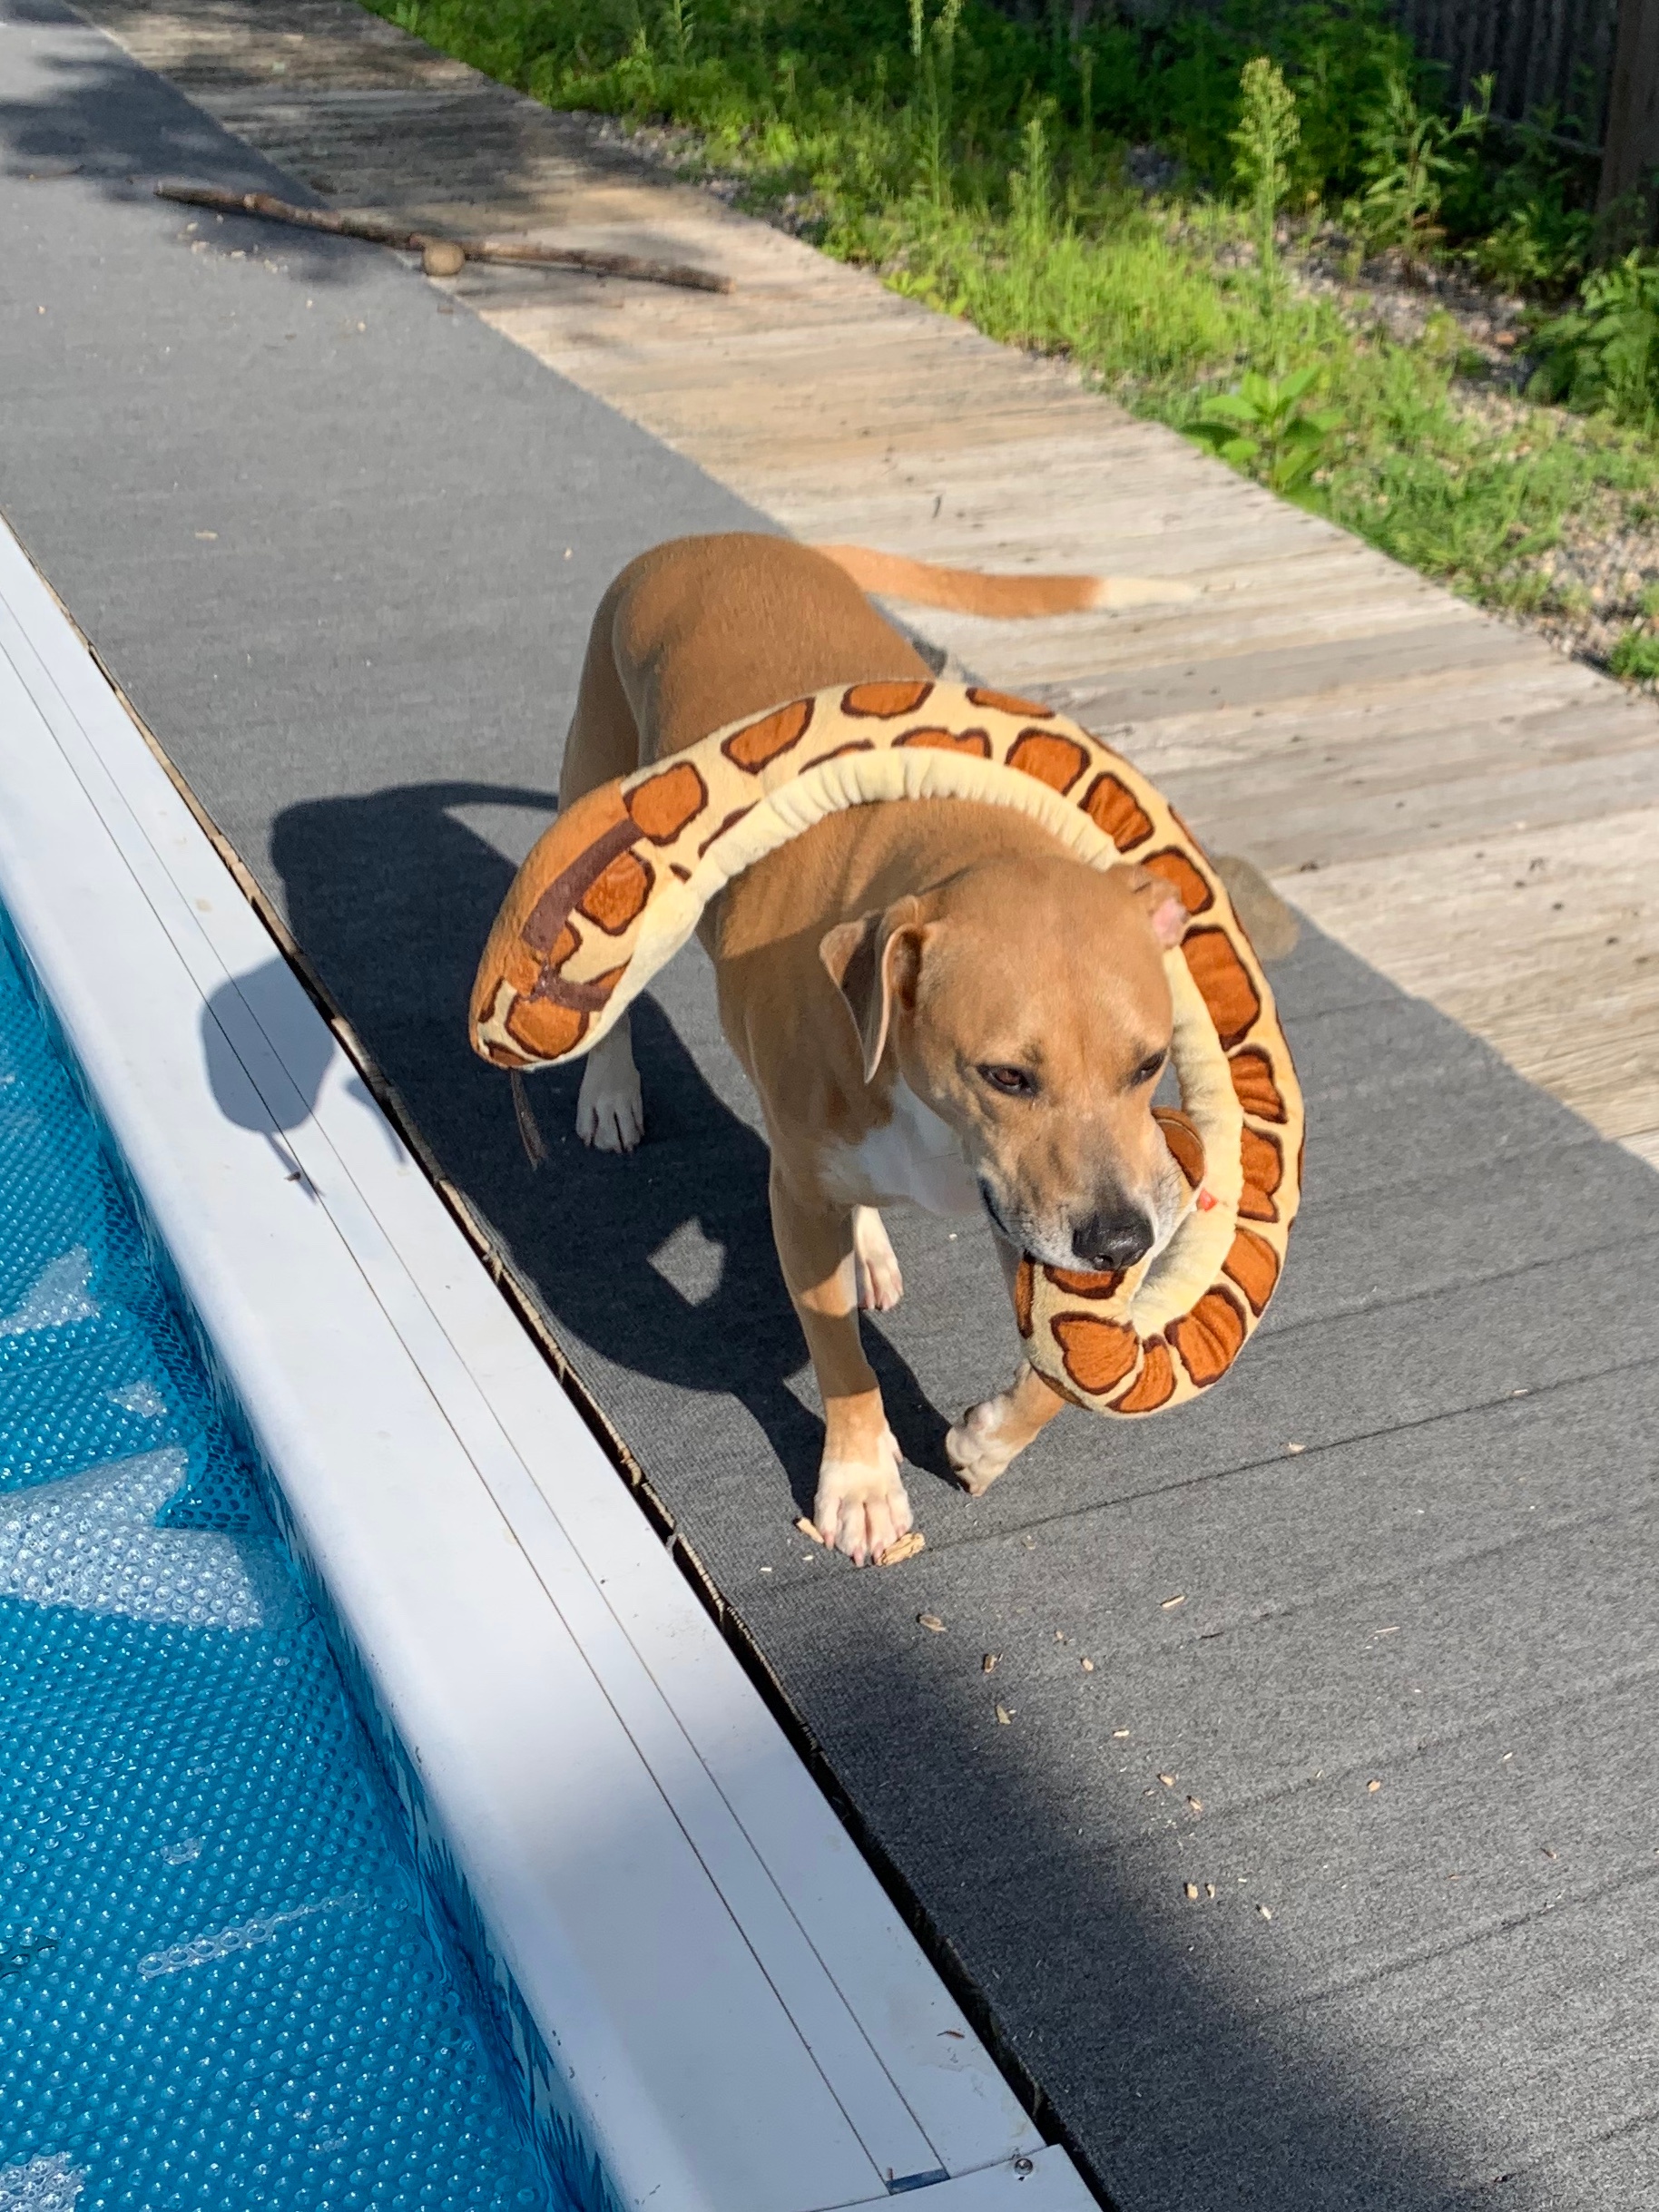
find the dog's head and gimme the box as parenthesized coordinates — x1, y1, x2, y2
(820, 856, 1188, 1269)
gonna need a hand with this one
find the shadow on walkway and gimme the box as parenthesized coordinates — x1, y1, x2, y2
(268, 778, 949, 1514)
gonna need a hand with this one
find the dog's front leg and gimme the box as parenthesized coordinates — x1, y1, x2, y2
(946, 1230, 1067, 1494)
(770, 1165, 912, 1566)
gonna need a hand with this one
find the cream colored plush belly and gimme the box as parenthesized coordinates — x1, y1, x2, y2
(819, 1082, 982, 1216)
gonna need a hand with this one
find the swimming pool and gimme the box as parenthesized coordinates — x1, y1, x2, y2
(0, 918, 555, 2212)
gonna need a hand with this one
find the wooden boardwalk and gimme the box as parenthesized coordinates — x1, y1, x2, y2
(79, 0, 1659, 1165)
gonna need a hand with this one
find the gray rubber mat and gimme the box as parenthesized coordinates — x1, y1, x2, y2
(5, 11, 1659, 2206)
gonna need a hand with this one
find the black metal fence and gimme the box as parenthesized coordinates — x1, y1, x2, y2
(1098, 0, 1624, 146)
(1393, 0, 1619, 142)
(1085, 0, 1648, 196)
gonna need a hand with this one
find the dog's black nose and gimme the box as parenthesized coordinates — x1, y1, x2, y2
(1073, 1209, 1153, 1271)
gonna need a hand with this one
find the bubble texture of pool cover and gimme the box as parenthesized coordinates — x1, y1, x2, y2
(0, 927, 556, 2212)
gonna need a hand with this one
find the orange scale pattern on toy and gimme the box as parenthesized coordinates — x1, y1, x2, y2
(1006, 730, 1090, 793)
(895, 726, 993, 759)
(469, 683, 1303, 1418)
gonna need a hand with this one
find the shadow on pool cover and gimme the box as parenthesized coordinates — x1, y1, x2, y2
(0, 921, 555, 2212)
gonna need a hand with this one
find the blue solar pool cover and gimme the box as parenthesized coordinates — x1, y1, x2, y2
(0, 927, 556, 2212)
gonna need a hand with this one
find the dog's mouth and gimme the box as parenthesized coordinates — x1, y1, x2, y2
(980, 1167, 1188, 1272)
(977, 1179, 1016, 1247)
(982, 1177, 1035, 1248)
(979, 1180, 1069, 1267)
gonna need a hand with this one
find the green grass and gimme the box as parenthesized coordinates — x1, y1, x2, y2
(368, 0, 1659, 651)
(1610, 628, 1659, 682)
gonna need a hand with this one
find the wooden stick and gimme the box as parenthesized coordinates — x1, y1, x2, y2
(154, 181, 735, 294)
(463, 235, 730, 288)
(509, 1071, 549, 1170)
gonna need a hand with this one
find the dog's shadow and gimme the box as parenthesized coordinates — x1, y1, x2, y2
(267, 779, 951, 1514)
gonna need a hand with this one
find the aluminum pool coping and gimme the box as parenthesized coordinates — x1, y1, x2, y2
(0, 511, 1093, 2212)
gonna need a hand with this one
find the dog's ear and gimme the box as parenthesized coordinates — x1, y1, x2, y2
(1122, 866, 1189, 950)
(820, 899, 924, 1081)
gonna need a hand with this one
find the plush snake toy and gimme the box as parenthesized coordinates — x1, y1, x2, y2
(470, 680, 1303, 1419)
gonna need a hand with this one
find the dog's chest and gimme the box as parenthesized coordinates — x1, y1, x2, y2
(820, 1082, 981, 1216)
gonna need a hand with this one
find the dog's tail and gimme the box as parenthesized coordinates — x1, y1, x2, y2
(815, 543, 1196, 618)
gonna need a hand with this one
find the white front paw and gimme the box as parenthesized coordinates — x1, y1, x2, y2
(575, 1057, 643, 1153)
(852, 1208, 904, 1312)
(946, 1393, 1020, 1496)
(814, 1428, 911, 1566)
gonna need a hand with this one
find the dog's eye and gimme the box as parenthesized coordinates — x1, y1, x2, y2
(978, 1063, 1036, 1097)
(1132, 1051, 1167, 1087)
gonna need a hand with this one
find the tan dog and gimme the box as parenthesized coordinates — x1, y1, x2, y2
(558, 534, 1240, 1563)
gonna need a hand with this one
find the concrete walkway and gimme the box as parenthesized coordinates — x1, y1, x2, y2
(5, 6, 1659, 2207)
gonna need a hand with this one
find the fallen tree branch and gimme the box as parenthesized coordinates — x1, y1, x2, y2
(154, 181, 735, 294)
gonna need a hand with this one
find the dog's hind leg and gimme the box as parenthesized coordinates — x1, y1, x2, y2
(562, 581, 649, 1153)
(852, 1207, 903, 1311)
(575, 1026, 644, 1153)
